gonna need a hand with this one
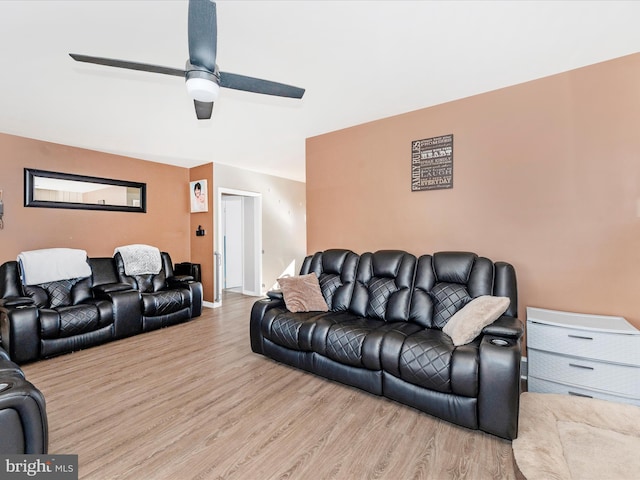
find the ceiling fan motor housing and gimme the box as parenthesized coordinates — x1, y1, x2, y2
(185, 67, 220, 103)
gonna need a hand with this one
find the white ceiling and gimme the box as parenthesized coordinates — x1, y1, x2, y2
(1, 1, 639, 182)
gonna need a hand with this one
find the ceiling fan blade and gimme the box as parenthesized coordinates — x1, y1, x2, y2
(70, 54, 185, 77)
(194, 100, 214, 120)
(219, 72, 305, 99)
(188, 0, 217, 72)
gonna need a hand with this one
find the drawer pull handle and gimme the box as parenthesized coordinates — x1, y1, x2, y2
(568, 334, 593, 340)
(568, 391, 593, 398)
(569, 363, 594, 370)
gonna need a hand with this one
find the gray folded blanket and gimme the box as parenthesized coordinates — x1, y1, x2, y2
(18, 248, 92, 285)
(114, 244, 162, 276)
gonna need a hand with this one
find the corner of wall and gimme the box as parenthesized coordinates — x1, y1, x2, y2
(189, 163, 215, 302)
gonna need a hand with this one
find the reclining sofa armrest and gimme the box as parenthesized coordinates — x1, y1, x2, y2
(0, 297, 35, 308)
(0, 373, 48, 454)
(187, 281, 203, 318)
(481, 315, 524, 339)
(93, 287, 142, 340)
(0, 352, 23, 376)
(167, 275, 194, 285)
(0, 306, 40, 364)
(266, 290, 284, 302)
(92, 282, 134, 295)
(250, 297, 285, 354)
(478, 334, 522, 440)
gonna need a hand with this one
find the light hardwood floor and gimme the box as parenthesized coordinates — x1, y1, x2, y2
(22, 292, 518, 480)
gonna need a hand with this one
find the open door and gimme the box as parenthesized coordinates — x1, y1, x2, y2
(216, 188, 262, 305)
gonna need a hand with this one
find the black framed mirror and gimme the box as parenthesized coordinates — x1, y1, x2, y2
(24, 168, 146, 213)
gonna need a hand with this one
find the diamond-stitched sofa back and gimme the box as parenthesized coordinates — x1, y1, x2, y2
(23, 277, 93, 309)
(300, 249, 358, 311)
(115, 251, 171, 293)
(409, 252, 496, 328)
(349, 250, 416, 321)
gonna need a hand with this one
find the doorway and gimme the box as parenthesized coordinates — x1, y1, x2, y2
(222, 196, 243, 292)
(216, 188, 262, 305)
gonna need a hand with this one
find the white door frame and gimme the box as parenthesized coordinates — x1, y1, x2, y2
(216, 187, 262, 305)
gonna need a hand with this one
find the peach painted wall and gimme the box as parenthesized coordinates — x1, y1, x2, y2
(0, 133, 191, 264)
(190, 163, 214, 302)
(306, 53, 640, 329)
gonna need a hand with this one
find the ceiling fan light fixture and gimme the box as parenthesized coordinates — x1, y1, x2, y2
(186, 77, 220, 103)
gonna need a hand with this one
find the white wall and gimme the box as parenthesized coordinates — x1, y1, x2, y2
(214, 163, 306, 293)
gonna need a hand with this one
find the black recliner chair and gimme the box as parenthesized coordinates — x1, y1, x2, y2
(114, 251, 203, 332)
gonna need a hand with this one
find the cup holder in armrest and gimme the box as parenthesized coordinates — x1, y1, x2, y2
(490, 338, 510, 347)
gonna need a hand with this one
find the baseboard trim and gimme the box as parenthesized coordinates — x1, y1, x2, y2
(241, 289, 262, 297)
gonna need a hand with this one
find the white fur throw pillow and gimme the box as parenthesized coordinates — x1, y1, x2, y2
(277, 274, 329, 313)
(442, 295, 510, 346)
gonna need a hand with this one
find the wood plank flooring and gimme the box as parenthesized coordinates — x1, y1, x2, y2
(22, 292, 518, 480)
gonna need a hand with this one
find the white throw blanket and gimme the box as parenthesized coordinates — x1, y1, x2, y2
(114, 244, 162, 276)
(18, 248, 92, 286)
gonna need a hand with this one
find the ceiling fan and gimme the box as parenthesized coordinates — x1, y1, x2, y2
(69, 0, 305, 120)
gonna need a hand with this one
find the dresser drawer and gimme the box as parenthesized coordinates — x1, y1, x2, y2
(527, 321, 640, 366)
(528, 349, 640, 397)
(528, 377, 640, 407)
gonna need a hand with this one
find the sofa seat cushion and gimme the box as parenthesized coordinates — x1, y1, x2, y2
(323, 317, 385, 368)
(391, 329, 480, 397)
(264, 307, 427, 373)
(141, 289, 189, 316)
(307, 313, 418, 370)
(262, 308, 331, 351)
(40, 302, 112, 339)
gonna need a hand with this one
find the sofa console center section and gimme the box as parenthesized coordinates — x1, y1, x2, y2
(526, 307, 640, 406)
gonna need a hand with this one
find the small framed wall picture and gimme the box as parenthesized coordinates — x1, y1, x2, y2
(190, 179, 208, 213)
(411, 134, 453, 191)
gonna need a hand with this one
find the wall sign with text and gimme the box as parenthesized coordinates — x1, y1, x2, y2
(411, 134, 453, 191)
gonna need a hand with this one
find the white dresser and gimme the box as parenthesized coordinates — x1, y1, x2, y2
(526, 307, 640, 406)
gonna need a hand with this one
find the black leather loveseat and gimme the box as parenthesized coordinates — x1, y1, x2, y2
(250, 250, 523, 440)
(0, 345, 48, 453)
(1, 251, 203, 364)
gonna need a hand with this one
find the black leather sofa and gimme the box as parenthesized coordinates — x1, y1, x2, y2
(0, 252, 203, 364)
(0, 346, 48, 453)
(250, 250, 523, 440)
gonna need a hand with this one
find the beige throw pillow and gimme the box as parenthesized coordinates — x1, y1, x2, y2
(442, 295, 510, 346)
(277, 274, 329, 313)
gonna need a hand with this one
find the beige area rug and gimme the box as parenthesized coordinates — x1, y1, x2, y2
(513, 392, 640, 480)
